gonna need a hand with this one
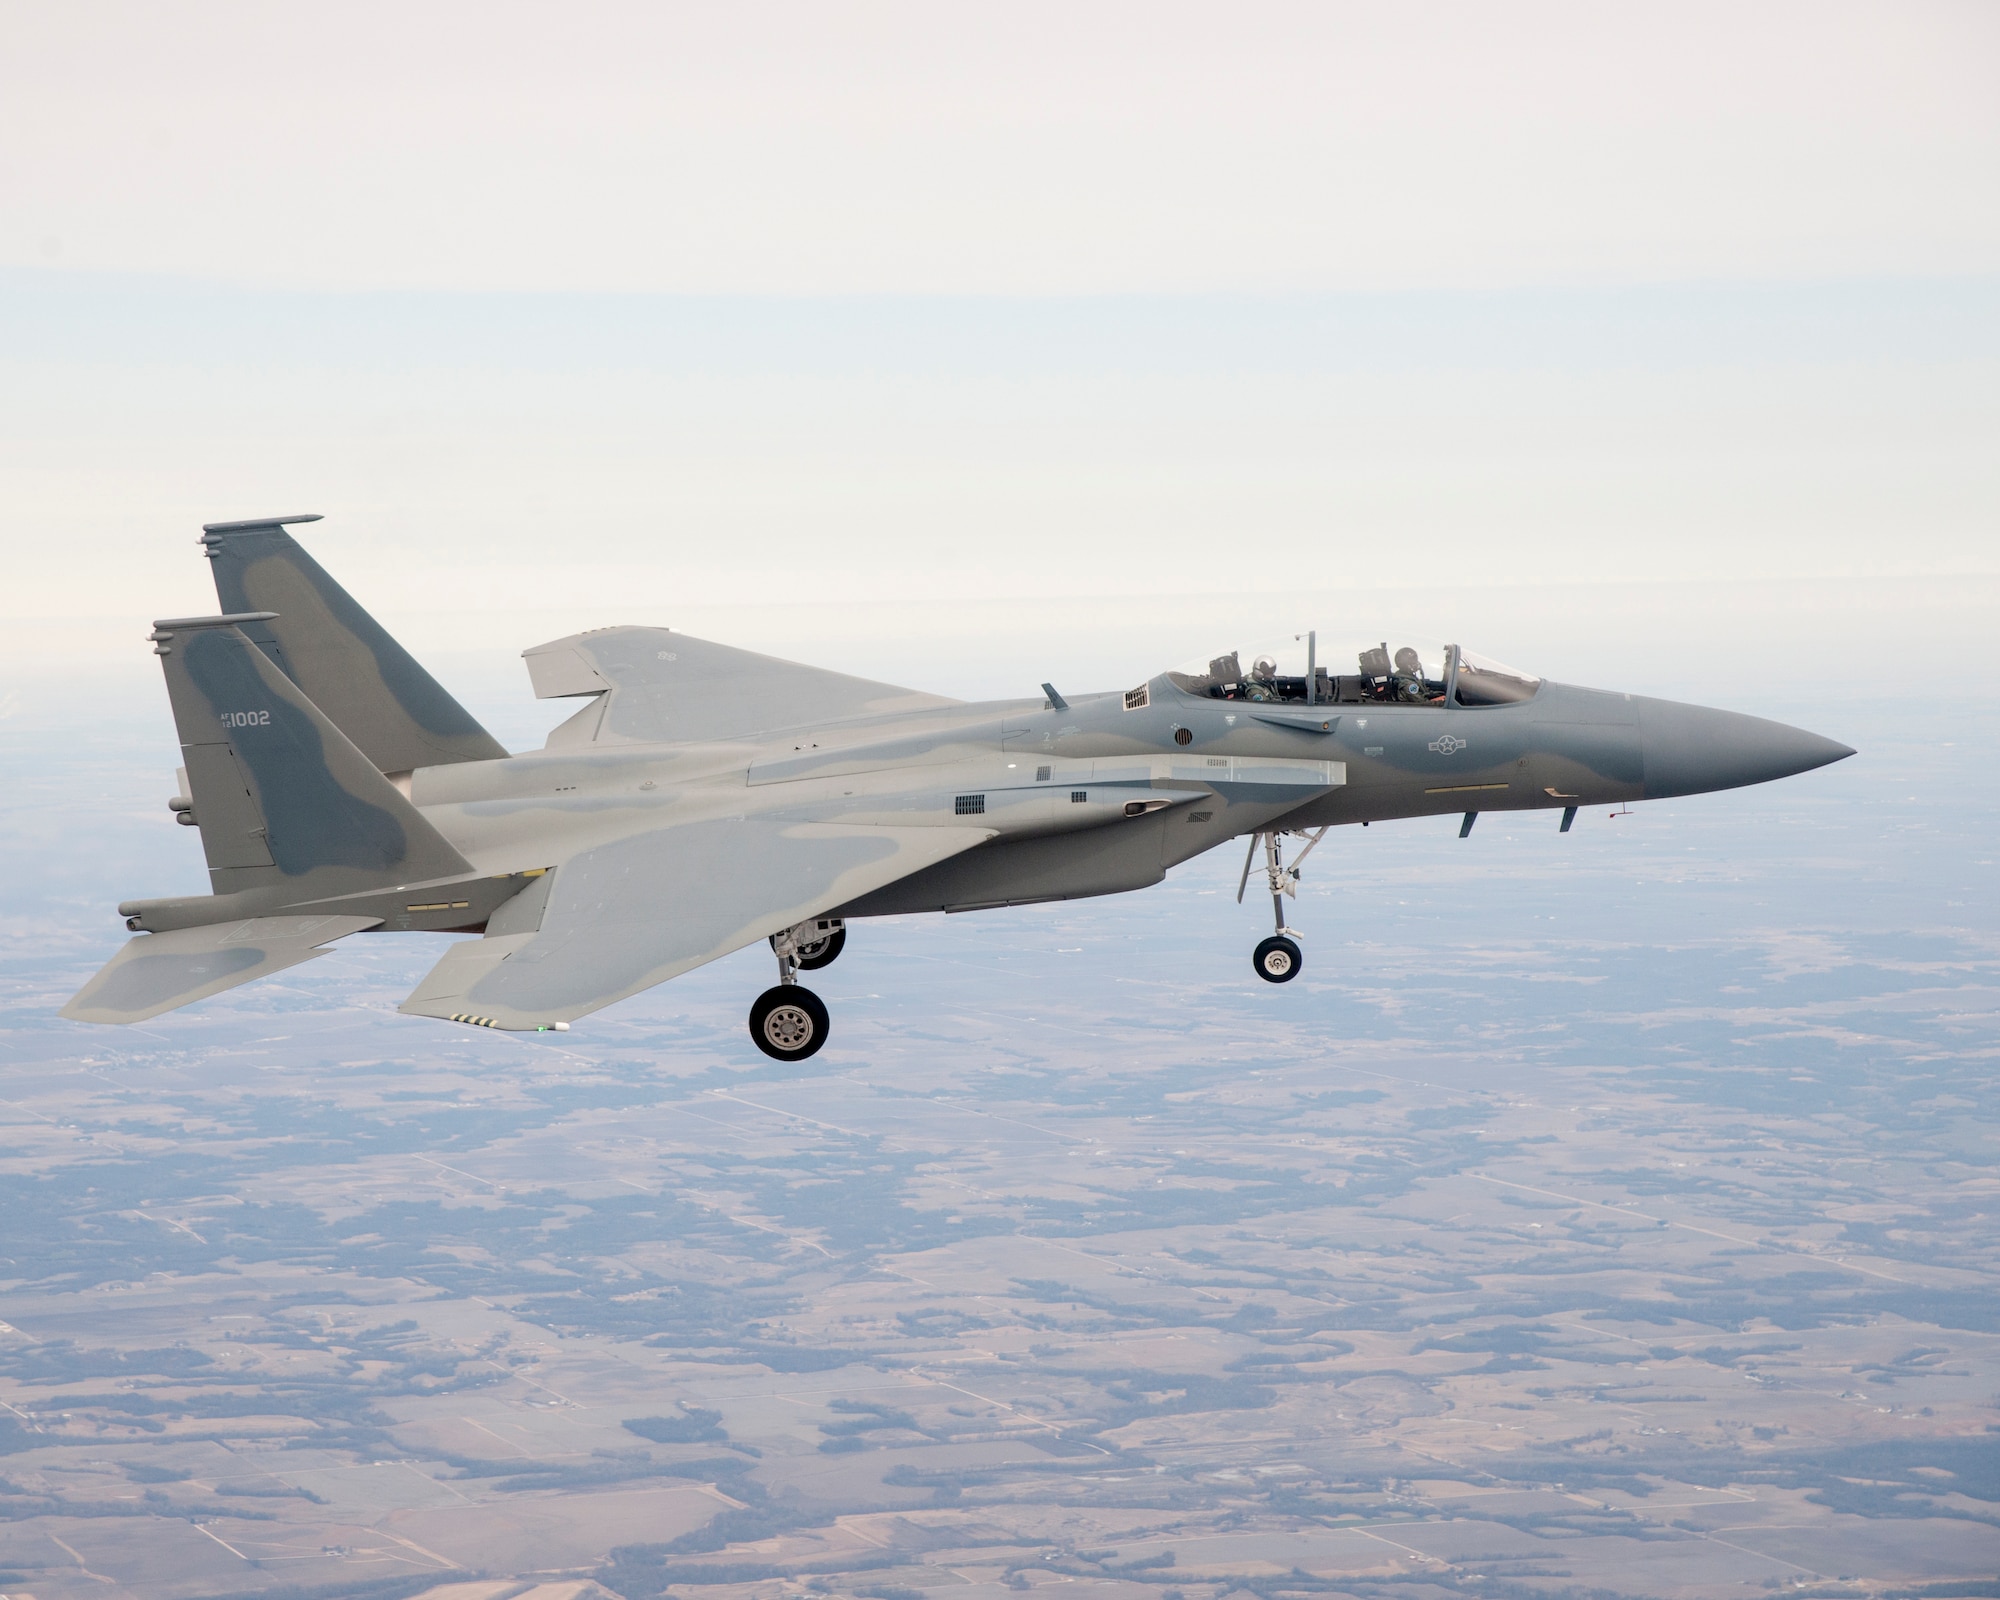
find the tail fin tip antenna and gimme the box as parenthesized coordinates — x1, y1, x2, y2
(201, 513, 323, 535)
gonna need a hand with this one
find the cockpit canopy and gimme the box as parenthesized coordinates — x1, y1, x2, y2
(1169, 635, 1539, 707)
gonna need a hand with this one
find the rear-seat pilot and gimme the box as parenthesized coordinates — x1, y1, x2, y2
(1393, 647, 1433, 702)
(1242, 656, 1282, 703)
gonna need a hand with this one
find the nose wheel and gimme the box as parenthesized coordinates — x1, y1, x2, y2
(1238, 827, 1326, 986)
(1253, 935, 1302, 983)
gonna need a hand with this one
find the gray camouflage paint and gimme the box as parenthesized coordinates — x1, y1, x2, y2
(528, 625, 955, 747)
(152, 616, 471, 900)
(68, 519, 1853, 1030)
(181, 628, 411, 875)
(462, 819, 901, 1014)
(60, 914, 381, 1024)
(203, 516, 508, 773)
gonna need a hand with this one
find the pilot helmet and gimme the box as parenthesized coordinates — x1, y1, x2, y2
(1250, 655, 1278, 680)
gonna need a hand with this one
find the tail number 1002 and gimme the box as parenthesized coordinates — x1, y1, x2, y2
(219, 710, 271, 728)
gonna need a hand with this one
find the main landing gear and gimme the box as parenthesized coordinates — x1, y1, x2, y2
(1238, 828, 1328, 985)
(770, 917, 845, 971)
(749, 985, 829, 1061)
(750, 918, 845, 1061)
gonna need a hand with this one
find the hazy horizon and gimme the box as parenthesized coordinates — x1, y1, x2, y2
(3, 6, 1997, 1596)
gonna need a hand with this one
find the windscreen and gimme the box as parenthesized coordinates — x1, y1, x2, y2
(1453, 649, 1540, 706)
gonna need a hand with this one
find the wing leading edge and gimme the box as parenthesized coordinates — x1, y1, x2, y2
(399, 819, 993, 1030)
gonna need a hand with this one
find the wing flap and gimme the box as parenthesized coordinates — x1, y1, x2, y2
(397, 933, 538, 1025)
(61, 914, 381, 1025)
(399, 820, 991, 1030)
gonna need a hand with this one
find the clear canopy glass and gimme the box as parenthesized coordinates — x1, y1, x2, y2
(1452, 648, 1540, 707)
(1169, 635, 1538, 707)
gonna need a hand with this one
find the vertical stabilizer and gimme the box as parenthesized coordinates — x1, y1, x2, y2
(150, 613, 474, 899)
(201, 515, 507, 772)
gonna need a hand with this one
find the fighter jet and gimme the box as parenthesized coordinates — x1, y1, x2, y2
(62, 515, 1854, 1059)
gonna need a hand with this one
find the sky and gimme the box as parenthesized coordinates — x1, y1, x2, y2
(0, 1, 1995, 703)
(2, 21, 1997, 1589)
(7, 1, 1999, 293)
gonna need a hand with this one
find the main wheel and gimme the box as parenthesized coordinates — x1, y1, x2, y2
(1253, 935, 1302, 984)
(796, 925, 846, 971)
(749, 985, 830, 1061)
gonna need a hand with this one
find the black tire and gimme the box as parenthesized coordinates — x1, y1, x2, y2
(796, 925, 846, 971)
(1253, 935, 1302, 984)
(749, 985, 830, 1061)
(768, 924, 846, 970)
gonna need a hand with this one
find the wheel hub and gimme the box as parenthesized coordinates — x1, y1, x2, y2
(763, 1004, 817, 1050)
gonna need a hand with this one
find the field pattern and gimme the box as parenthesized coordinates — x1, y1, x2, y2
(0, 691, 1994, 1600)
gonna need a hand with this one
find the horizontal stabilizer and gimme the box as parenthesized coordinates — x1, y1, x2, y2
(400, 819, 990, 1030)
(61, 915, 380, 1025)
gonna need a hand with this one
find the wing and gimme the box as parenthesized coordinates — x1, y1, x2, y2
(61, 914, 381, 1025)
(523, 627, 958, 748)
(398, 818, 992, 1031)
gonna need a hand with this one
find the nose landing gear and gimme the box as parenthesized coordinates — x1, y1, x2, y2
(1238, 827, 1327, 985)
(1253, 934, 1302, 983)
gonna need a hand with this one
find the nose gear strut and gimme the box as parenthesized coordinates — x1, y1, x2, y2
(1238, 827, 1327, 984)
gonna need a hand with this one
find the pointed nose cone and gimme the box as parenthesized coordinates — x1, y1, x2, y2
(1639, 698, 1854, 800)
